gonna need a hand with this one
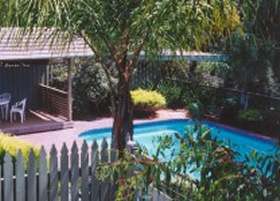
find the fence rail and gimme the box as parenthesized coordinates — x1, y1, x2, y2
(166, 79, 280, 112)
(39, 84, 70, 119)
(0, 140, 172, 201)
(0, 140, 116, 201)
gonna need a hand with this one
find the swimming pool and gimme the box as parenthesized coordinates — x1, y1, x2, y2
(80, 119, 278, 162)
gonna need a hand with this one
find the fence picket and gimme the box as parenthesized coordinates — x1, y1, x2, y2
(91, 141, 100, 201)
(15, 151, 25, 201)
(0, 140, 116, 201)
(27, 150, 36, 201)
(39, 147, 48, 201)
(0, 165, 2, 201)
(81, 141, 89, 201)
(50, 145, 58, 201)
(3, 154, 13, 201)
(100, 139, 110, 201)
(110, 149, 118, 201)
(61, 143, 69, 201)
(71, 142, 79, 201)
(101, 139, 109, 163)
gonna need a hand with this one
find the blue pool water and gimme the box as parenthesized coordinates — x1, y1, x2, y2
(80, 119, 278, 160)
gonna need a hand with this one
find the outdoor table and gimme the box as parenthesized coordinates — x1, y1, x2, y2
(0, 99, 10, 121)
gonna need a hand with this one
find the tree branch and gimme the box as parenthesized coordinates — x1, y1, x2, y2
(80, 31, 117, 113)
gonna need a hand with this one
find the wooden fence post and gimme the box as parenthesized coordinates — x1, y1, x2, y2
(15, 151, 25, 201)
(91, 141, 100, 201)
(50, 145, 58, 201)
(110, 148, 118, 201)
(61, 143, 69, 201)
(81, 141, 89, 201)
(0, 165, 2, 201)
(100, 139, 110, 201)
(27, 150, 36, 201)
(39, 147, 48, 201)
(0, 140, 114, 201)
(4, 154, 13, 201)
(71, 142, 79, 201)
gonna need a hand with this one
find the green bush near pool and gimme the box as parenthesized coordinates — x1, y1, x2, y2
(131, 89, 166, 113)
(238, 109, 264, 122)
(0, 133, 40, 162)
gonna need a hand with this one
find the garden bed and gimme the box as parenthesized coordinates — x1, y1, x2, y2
(204, 113, 280, 140)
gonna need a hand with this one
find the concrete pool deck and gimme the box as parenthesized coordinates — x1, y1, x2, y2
(16, 109, 187, 151)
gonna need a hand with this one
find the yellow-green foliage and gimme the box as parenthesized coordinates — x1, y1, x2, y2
(131, 89, 166, 110)
(0, 133, 40, 161)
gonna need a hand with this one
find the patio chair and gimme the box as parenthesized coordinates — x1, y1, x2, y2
(0, 93, 11, 120)
(10, 98, 27, 124)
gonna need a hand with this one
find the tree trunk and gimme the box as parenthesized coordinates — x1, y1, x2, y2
(111, 65, 134, 151)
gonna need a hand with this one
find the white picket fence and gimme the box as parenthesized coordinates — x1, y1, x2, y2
(0, 139, 117, 201)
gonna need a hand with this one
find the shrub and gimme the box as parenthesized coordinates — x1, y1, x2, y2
(97, 123, 280, 201)
(238, 109, 264, 122)
(188, 102, 204, 120)
(156, 81, 215, 110)
(72, 60, 113, 117)
(263, 109, 280, 136)
(49, 59, 113, 117)
(157, 81, 184, 109)
(220, 96, 240, 121)
(131, 89, 166, 112)
(0, 133, 40, 162)
(226, 33, 275, 94)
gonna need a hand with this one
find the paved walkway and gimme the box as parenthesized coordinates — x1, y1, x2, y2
(16, 109, 187, 151)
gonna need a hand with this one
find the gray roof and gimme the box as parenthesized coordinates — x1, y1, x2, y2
(140, 50, 228, 62)
(0, 28, 227, 62)
(0, 28, 94, 61)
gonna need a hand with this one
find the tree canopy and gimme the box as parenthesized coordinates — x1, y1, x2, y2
(224, 0, 280, 96)
(0, 0, 241, 53)
(0, 0, 241, 150)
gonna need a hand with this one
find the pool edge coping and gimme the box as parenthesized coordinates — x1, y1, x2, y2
(80, 118, 279, 145)
(204, 120, 278, 144)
